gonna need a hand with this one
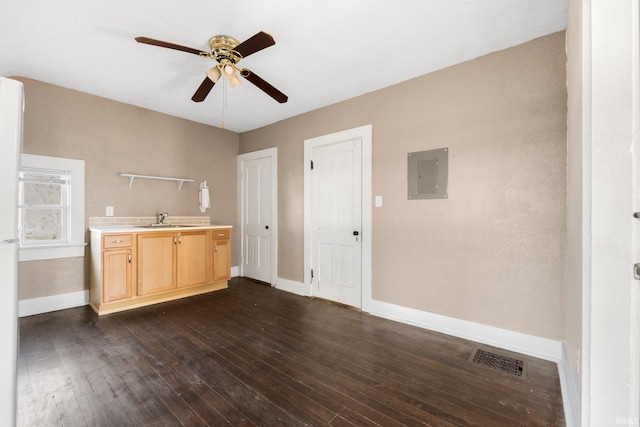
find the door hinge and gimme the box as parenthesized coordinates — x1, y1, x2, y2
(310, 160, 314, 170)
(310, 269, 314, 283)
(634, 263, 640, 280)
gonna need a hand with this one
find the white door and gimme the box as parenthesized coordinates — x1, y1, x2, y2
(238, 149, 277, 284)
(310, 139, 362, 307)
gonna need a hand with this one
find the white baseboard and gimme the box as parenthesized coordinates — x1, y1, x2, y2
(270, 280, 563, 361)
(19, 290, 89, 317)
(21, 268, 238, 317)
(366, 298, 562, 362)
(18, 267, 259, 317)
(558, 343, 580, 427)
(274, 277, 310, 296)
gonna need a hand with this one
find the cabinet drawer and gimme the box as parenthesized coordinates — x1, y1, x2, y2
(103, 234, 133, 249)
(211, 229, 230, 240)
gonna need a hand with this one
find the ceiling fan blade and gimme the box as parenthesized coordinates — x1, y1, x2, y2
(135, 37, 208, 56)
(240, 69, 288, 103)
(234, 31, 275, 58)
(191, 77, 215, 102)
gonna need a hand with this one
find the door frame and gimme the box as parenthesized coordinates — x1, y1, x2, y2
(304, 124, 372, 311)
(237, 147, 278, 285)
(632, 0, 640, 417)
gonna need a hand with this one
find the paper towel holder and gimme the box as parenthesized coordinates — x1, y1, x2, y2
(199, 181, 211, 213)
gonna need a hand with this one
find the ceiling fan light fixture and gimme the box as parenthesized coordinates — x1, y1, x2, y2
(228, 73, 242, 88)
(223, 64, 235, 76)
(205, 66, 221, 83)
(219, 61, 242, 87)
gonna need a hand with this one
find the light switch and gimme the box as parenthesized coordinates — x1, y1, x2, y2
(375, 196, 382, 207)
(106, 206, 114, 216)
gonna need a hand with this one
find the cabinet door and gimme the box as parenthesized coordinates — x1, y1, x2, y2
(212, 238, 231, 281)
(177, 231, 210, 288)
(137, 233, 176, 295)
(103, 249, 132, 302)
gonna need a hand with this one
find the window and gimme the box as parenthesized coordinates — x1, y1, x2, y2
(19, 154, 85, 261)
(20, 168, 69, 244)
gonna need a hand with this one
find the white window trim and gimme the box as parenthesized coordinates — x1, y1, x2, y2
(19, 154, 86, 261)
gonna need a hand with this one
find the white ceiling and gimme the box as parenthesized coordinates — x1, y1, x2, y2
(1, 1, 568, 133)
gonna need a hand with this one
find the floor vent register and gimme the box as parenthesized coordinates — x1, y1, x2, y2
(470, 348, 526, 378)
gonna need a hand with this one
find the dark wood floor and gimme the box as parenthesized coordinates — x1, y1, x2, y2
(18, 278, 565, 426)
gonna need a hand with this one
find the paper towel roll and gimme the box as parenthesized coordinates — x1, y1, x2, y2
(199, 181, 210, 213)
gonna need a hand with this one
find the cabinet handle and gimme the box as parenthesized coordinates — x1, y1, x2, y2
(174, 237, 177, 245)
(113, 240, 124, 243)
(215, 243, 217, 253)
(128, 254, 131, 263)
(217, 233, 225, 237)
(178, 236, 182, 244)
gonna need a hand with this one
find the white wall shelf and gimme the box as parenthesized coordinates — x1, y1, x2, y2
(118, 173, 194, 191)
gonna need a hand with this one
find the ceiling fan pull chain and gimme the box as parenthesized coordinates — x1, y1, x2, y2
(221, 79, 227, 129)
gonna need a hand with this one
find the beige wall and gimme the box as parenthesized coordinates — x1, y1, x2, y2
(16, 78, 239, 299)
(240, 32, 567, 340)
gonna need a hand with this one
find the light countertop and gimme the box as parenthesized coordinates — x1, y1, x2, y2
(90, 225, 232, 233)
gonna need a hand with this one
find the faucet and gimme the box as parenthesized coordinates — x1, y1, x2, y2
(157, 212, 168, 224)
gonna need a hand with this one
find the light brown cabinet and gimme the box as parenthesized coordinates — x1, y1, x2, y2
(137, 230, 212, 295)
(101, 234, 134, 302)
(177, 231, 211, 288)
(90, 226, 231, 315)
(137, 232, 176, 295)
(212, 229, 231, 282)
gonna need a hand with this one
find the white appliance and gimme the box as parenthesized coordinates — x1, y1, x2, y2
(0, 77, 23, 427)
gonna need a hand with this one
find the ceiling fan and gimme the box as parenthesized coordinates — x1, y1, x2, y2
(135, 31, 288, 104)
